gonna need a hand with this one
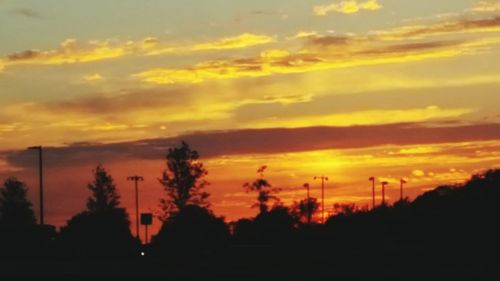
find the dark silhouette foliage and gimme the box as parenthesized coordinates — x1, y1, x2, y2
(58, 165, 138, 258)
(291, 197, 320, 224)
(159, 141, 209, 220)
(151, 205, 229, 255)
(232, 205, 297, 245)
(86, 164, 120, 212)
(243, 166, 280, 214)
(0, 177, 54, 258)
(0, 177, 36, 226)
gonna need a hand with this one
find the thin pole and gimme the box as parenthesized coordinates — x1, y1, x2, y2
(314, 176, 328, 224)
(304, 183, 310, 223)
(382, 184, 385, 205)
(381, 181, 388, 206)
(38, 147, 44, 225)
(127, 176, 143, 240)
(145, 224, 149, 244)
(400, 179, 406, 201)
(135, 180, 139, 240)
(400, 181, 403, 201)
(28, 146, 44, 225)
(321, 178, 324, 223)
(369, 177, 375, 209)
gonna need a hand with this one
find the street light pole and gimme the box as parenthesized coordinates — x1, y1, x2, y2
(369, 177, 375, 209)
(28, 146, 44, 225)
(400, 179, 407, 201)
(381, 181, 388, 206)
(314, 176, 328, 224)
(127, 175, 144, 240)
(303, 183, 310, 223)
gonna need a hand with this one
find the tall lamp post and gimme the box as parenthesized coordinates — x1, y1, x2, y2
(314, 176, 328, 224)
(303, 183, 310, 223)
(400, 179, 407, 201)
(28, 146, 44, 225)
(127, 175, 144, 240)
(381, 181, 388, 206)
(369, 177, 375, 209)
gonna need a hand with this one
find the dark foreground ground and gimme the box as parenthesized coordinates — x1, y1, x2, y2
(1, 251, 498, 281)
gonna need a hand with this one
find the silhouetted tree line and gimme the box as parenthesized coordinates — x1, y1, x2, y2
(1, 141, 499, 263)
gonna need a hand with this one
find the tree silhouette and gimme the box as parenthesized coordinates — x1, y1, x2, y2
(0, 177, 36, 225)
(59, 165, 137, 258)
(86, 165, 120, 212)
(159, 141, 209, 220)
(243, 165, 280, 214)
(292, 197, 320, 224)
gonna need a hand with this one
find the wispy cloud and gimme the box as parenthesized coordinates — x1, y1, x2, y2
(472, 0, 500, 12)
(372, 16, 500, 40)
(191, 33, 274, 51)
(0, 33, 274, 70)
(314, 0, 382, 16)
(9, 8, 42, 19)
(233, 9, 289, 23)
(133, 38, 494, 84)
(135, 15, 500, 85)
(82, 73, 104, 82)
(3, 39, 127, 67)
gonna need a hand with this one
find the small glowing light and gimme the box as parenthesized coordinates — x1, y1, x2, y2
(140, 251, 145, 256)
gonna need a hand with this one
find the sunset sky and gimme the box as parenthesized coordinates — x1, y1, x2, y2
(1, 0, 500, 238)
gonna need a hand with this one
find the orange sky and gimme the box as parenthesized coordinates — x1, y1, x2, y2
(1, 0, 500, 241)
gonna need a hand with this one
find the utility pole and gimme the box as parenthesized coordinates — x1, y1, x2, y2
(400, 179, 407, 201)
(303, 183, 310, 223)
(369, 177, 375, 209)
(381, 181, 388, 206)
(314, 176, 328, 224)
(127, 175, 144, 240)
(28, 146, 44, 225)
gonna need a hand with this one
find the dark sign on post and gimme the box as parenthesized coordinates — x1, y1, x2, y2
(141, 213, 153, 225)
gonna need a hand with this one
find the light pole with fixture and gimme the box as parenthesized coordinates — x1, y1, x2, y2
(314, 176, 328, 223)
(127, 175, 144, 240)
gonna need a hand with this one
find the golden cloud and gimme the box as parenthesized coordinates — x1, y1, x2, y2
(4, 39, 127, 67)
(373, 16, 500, 41)
(82, 73, 104, 82)
(133, 37, 494, 84)
(472, 0, 500, 12)
(190, 33, 274, 51)
(134, 14, 500, 85)
(314, 0, 382, 16)
(1, 33, 274, 70)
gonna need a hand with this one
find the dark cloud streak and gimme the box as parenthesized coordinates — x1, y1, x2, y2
(9, 8, 42, 19)
(4, 122, 500, 170)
